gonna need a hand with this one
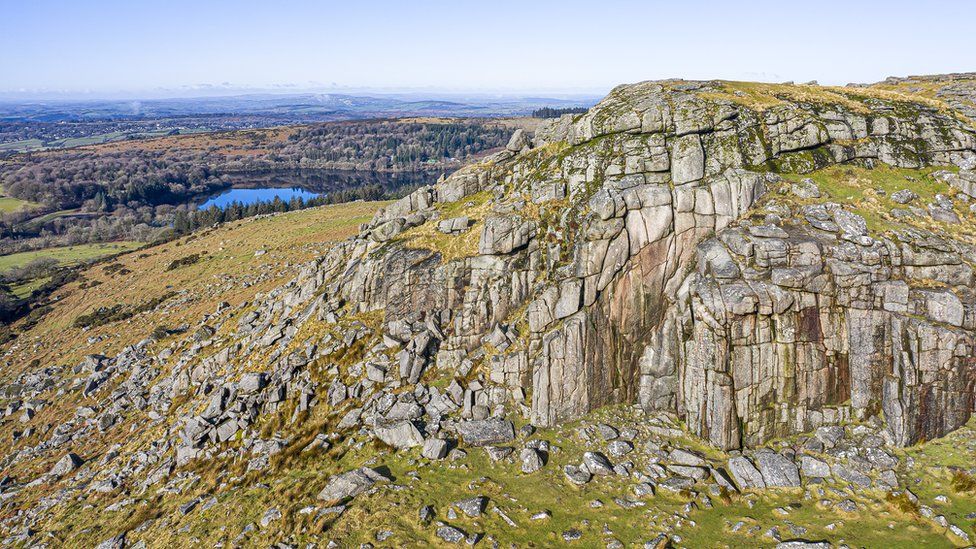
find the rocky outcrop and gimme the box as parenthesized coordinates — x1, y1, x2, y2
(9, 80, 976, 508)
(149, 79, 975, 456)
(873, 73, 976, 124)
(315, 79, 976, 450)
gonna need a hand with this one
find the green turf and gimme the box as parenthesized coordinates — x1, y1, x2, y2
(0, 138, 44, 152)
(9, 276, 51, 298)
(0, 242, 142, 273)
(779, 165, 965, 234)
(0, 196, 36, 213)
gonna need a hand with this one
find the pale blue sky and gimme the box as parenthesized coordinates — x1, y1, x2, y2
(2, 0, 974, 97)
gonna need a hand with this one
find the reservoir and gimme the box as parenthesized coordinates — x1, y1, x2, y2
(198, 187, 320, 209)
(194, 169, 435, 209)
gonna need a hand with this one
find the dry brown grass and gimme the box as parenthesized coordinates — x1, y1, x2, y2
(951, 469, 976, 494)
(3, 201, 387, 374)
(394, 190, 494, 261)
(885, 491, 920, 515)
(698, 80, 955, 118)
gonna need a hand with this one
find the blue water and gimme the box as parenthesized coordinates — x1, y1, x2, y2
(199, 187, 321, 209)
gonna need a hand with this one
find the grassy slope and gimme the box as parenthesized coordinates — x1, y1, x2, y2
(6, 157, 976, 546)
(868, 76, 976, 125)
(0, 202, 389, 537)
(32, 403, 976, 548)
(701, 80, 956, 119)
(1, 201, 387, 380)
(124, 165, 974, 548)
(0, 183, 39, 213)
(6, 176, 975, 545)
(8, 276, 51, 299)
(0, 196, 36, 213)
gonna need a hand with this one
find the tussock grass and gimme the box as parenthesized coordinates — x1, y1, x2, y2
(885, 491, 920, 515)
(951, 470, 976, 494)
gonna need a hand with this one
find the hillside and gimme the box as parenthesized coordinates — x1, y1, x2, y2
(2, 201, 385, 371)
(2, 78, 976, 548)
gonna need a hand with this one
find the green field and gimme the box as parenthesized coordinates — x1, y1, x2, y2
(0, 138, 45, 152)
(0, 184, 38, 213)
(0, 242, 142, 273)
(0, 196, 36, 213)
(9, 276, 51, 298)
(20, 208, 87, 231)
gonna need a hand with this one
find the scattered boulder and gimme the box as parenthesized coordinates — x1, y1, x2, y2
(437, 217, 471, 234)
(658, 476, 695, 493)
(791, 179, 821, 199)
(374, 420, 424, 449)
(668, 464, 708, 481)
(831, 463, 871, 488)
(454, 496, 488, 517)
(422, 438, 449, 460)
(814, 426, 845, 448)
(562, 528, 583, 542)
(669, 448, 706, 467)
(506, 128, 532, 153)
(564, 464, 592, 485)
(238, 372, 268, 393)
(891, 189, 918, 204)
(608, 440, 634, 457)
(582, 452, 614, 476)
(179, 497, 200, 515)
(520, 448, 545, 473)
(317, 467, 391, 503)
(436, 525, 467, 544)
(633, 482, 656, 497)
(727, 456, 766, 490)
(50, 453, 84, 477)
(94, 534, 126, 549)
(829, 207, 868, 237)
(798, 456, 830, 478)
(485, 446, 514, 461)
(456, 419, 515, 447)
(753, 452, 800, 487)
(596, 423, 619, 440)
(259, 507, 281, 528)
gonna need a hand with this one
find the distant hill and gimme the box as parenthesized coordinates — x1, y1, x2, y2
(0, 92, 598, 159)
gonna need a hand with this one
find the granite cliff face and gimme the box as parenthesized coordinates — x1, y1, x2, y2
(317, 80, 976, 450)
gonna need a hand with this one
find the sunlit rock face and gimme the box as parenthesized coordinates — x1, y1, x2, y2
(318, 79, 975, 449)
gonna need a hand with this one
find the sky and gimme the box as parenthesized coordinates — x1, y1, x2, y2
(2, 0, 975, 98)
